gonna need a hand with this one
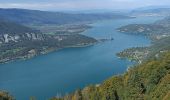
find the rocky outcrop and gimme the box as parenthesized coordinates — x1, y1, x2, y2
(0, 33, 43, 44)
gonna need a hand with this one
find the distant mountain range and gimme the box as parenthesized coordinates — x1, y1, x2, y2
(0, 8, 130, 25)
(134, 5, 170, 10)
(130, 7, 170, 17)
(0, 20, 40, 34)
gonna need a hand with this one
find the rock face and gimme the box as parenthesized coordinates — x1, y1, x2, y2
(0, 33, 44, 44)
(0, 32, 97, 63)
(0, 19, 44, 43)
(0, 20, 97, 63)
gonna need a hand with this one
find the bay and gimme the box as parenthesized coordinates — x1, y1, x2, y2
(0, 16, 163, 100)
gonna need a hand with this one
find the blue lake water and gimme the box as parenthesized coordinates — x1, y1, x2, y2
(0, 16, 163, 100)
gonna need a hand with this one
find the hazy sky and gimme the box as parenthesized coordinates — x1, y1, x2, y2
(0, 0, 170, 11)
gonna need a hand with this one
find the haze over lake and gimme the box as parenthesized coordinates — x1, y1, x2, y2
(0, 16, 163, 100)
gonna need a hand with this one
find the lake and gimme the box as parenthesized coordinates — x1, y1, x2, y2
(0, 16, 163, 100)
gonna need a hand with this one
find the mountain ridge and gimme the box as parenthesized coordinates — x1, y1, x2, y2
(0, 8, 131, 25)
(0, 19, 97, 63)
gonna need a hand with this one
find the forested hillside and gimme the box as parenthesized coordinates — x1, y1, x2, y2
(116, 16, 170, 63)
(117, 16, 170, 41)
(0, 91, 14, 100)
(0, 19, 97, 63)
(51, 51, 170, 100)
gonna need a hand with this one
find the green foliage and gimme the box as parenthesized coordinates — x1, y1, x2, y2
(117, 16, 170, 63)
(117, 35, 170, 63)
(53, 52, 170, 100)
(30, 96, 36, 100)
(0, 20, 97, 63)
(0, 91, 14, 100)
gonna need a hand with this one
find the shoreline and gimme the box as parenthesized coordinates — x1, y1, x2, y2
(0, 37, 113, 65)
(0, 42, 97, 65)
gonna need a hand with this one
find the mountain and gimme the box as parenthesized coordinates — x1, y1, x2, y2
(130, 7, 170, 17)
(0, 20, 40, 34)
(0, 19, 97, 63)
(117, 16, 170, 40)
(134, 6, 170, 11)
(116, 15, 170, 63)
(0, 8, 130, 25)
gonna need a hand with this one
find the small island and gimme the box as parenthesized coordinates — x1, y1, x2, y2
(98, 37, 114, 42)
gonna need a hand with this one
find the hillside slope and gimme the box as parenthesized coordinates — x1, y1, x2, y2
(116, 16, 170, 63)
(0, 20, 97, 63)
(52, 51, 170, 100)
(0, 20, 40, 34)
(117, 16, 170, 41)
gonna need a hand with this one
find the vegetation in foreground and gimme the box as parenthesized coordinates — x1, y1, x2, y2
(1, 50, 170, 100)
(0, 91, 14, 100)
(51, 51, 170, 100)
